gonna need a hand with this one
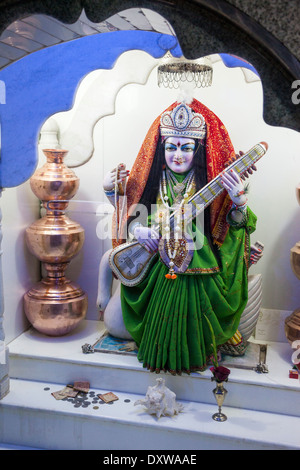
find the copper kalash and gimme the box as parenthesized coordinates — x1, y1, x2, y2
(285, 185, 300, 344)
(24, 149, 87, 336)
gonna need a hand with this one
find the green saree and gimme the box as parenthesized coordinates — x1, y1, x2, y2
(121, 172, 257, 374)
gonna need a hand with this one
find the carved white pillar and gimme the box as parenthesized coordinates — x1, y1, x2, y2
(0, 190, 9, 399)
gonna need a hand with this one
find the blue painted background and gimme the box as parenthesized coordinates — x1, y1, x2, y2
(0, 31, 181, 188)
(220, 53, 259, 76)
(0, 27, 258, 189)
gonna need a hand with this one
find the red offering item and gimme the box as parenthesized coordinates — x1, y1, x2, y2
(289, 369, 299, 379)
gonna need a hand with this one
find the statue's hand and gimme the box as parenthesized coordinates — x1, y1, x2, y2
(134, 226, 159, 253)
(221, 169, 247, 206)
(250, 244, 263, 265)
(103, 164, 129, 191)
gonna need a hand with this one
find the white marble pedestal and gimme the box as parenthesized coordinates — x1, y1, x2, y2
(0, 320, 299, 450)
(0, 347, 9, 399)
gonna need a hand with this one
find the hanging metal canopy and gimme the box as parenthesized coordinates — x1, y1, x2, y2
(157, 54, 213, 89)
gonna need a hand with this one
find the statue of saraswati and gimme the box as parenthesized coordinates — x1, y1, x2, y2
(99, 96, 266, 375)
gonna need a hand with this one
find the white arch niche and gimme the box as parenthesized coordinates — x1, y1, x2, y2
(38, 49, 300, 343)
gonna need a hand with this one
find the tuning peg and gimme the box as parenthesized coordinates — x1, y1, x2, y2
(224, 155, 237, 168)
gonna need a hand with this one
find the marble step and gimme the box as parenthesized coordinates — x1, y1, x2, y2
(7, 320, 300, 418)
(0, 377, 299, 450)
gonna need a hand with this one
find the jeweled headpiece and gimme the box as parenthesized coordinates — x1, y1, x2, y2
(113, 98, 236, 249)
(160, 102, 206, 140)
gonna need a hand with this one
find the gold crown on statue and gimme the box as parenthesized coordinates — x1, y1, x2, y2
(160, 102, 206, 140)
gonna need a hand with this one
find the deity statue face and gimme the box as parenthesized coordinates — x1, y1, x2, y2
(164, 137, 195, 173)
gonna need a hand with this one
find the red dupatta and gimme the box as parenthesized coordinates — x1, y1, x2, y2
(112, 98, 235, 248)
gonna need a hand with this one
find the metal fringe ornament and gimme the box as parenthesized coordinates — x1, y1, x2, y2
(158, 62, 213, 89)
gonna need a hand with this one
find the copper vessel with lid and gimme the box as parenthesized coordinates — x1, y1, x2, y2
(286, 187, 300, 344)
(24, 149, 87, 336)
(285, 309, 300, 344)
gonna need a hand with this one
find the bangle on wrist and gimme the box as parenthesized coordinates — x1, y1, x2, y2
(104, 188, 115, 197)
(227, 206, 248, 227)
(232, 199, 247, 210)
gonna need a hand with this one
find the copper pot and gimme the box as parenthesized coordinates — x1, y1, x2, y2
(23, 148, 87, 336)
(25, 214, 84, 263)
(285, 309, 300, 344)
(296, 185, 300, 207)
(30, 149, 79, 205)
(24, 269, 87, 336)
(287, 188, 300, 344)
(290, 242, 300, 280)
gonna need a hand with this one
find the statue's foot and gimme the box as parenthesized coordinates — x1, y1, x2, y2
(219, 331, 247, 357)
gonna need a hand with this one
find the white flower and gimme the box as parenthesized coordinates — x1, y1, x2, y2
(177, 85, 194, 105)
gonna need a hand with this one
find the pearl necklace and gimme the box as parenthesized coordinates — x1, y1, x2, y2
(166, 168, 195, 205)
(160, 168, 194, 210)
(158, 169, 195, 279)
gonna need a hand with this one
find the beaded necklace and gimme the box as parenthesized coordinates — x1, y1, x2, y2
(166, 168, 195, 205)
(157, 168, 195, 279)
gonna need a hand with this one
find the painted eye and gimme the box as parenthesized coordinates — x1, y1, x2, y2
(165, 145, 176, 152)
(182, 145, 195, 152)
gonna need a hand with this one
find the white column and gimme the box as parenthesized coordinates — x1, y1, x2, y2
(0, 190, 9, 399)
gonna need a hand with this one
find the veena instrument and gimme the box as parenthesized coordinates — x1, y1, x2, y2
(109, 142, 268, 286)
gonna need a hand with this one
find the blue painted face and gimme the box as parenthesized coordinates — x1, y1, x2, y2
(164, 137, 195, 173)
